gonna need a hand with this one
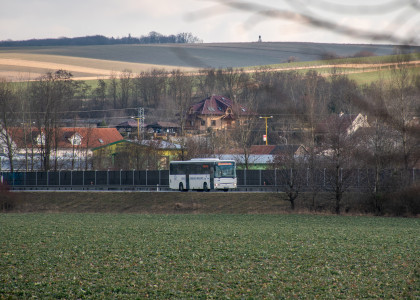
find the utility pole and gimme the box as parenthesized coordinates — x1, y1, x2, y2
(132, 107, 145, 140)
(259, 116, 273, 145)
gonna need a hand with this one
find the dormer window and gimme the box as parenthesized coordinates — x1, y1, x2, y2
(99, 138, 104, 144)
(36, 133, 46, 145)
(69, 133, 82, 146)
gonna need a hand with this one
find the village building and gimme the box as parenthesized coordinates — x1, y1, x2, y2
(146, 122, 180, 135)
(92, 139, 182, 170)
(315, 112, 370, 141)
(186, 95, 252, 132)
(0, 127, 123, 171)
(217, 144, 308, 169)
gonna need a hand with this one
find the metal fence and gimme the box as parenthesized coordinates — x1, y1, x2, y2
(1, 168, 419, 190)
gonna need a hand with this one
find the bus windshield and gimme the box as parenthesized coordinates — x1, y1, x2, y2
(214, 163, 236, 178)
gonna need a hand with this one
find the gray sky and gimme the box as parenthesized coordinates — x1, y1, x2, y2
(1, 0, 418, 45)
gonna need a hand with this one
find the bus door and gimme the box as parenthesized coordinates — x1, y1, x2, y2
(210, 165, 215, 189)
(185, 166, 190, 190)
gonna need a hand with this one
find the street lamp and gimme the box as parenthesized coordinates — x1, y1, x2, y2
(259, 116, 273, 145)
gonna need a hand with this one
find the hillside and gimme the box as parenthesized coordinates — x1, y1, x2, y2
(1, 42, 419, 81)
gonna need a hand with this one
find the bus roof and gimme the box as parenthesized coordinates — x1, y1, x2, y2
(170, 158, 235, 164)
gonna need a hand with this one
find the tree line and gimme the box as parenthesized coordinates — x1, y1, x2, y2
(0, 32, 202, 47)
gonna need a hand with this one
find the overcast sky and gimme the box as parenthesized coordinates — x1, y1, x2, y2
(1, 0, 418, 45)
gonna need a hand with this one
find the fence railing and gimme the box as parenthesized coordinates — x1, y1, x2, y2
(1, 168, 419, 190)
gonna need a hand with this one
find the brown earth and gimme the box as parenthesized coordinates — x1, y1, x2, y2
(1, 191, 375, 215)
(3, 191, 293, 214)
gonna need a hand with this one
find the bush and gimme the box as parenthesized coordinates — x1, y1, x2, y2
(0, 181, 16, 212)
(382, 185, 420, 216)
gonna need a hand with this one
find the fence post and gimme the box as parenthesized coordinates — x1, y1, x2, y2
(159, 170, 162, 186)
(244, 169, 247, 186)
(275, 168, 277, 186)
(133, 169, 135, 186)
(413, 168, 415, 184)
(290, 168, 293, 185)
(95, 170, 97, 185)
(107, 169, 109, 185)
(36, 171, 38, 186)
(71, 170, 73, 186)
(146, 169, 148, 186)
(59, 170, 61, 186)
(120, 169, 122, 186)
(47, 171, 49, 186)
(83, 170, 85, 186)
(323, 168, 325, 187)
(259, 170, 262, 186)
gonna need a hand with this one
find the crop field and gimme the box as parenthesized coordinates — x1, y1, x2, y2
(1, 214, 418, 298)
(1, 42, 418, 83)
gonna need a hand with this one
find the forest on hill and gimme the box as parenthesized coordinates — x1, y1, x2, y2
(0, 32, 202, 47)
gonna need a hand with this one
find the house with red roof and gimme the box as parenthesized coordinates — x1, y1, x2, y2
(186, 95, 252, 132)
(0, 127, 123, 170)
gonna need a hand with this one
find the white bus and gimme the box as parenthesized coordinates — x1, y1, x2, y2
(169, 158, 237, 191)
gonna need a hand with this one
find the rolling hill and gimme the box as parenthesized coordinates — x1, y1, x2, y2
(0, 42, 419, 81)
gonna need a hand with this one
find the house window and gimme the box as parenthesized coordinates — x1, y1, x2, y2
(211, 120, 216, 126)
(70, 133, 82, 146)
(201, 120, 205, 126)
(36, 134, 46, 145)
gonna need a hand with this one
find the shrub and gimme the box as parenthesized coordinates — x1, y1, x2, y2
(382, 184, 420, 216)
(0, 181, 16, 212)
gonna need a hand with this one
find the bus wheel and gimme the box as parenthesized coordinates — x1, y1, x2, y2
(179, 183, 184, 192)
(203, 182, 209, 192)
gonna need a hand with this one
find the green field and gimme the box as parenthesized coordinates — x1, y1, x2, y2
(1, 214, 418, 298)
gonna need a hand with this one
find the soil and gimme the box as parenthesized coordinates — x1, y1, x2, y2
(4, 191, 293, 214)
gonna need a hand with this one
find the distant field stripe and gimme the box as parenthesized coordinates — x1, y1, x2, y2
(0, 58, 112, 76)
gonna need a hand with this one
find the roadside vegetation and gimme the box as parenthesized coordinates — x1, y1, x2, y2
(1, 214, 418, 298)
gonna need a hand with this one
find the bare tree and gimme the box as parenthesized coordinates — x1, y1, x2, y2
(119, 69, 132, 108)
(272, 146, 306, 210)
(136, 69, 167, 108)
(230, 113, 259, 170)
(320, 114, 358, 214)
(0, 79, 18, 172)
(301, 70, 328, 210)
(29, 70, 75, 171)
(386, 54, 419, 173)
(168, 69, 194, 136)
(196, 69, 217, 98)
(108, 72, 118, 109)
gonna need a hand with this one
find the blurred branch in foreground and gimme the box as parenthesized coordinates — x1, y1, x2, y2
(186, 0, 419, 45)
